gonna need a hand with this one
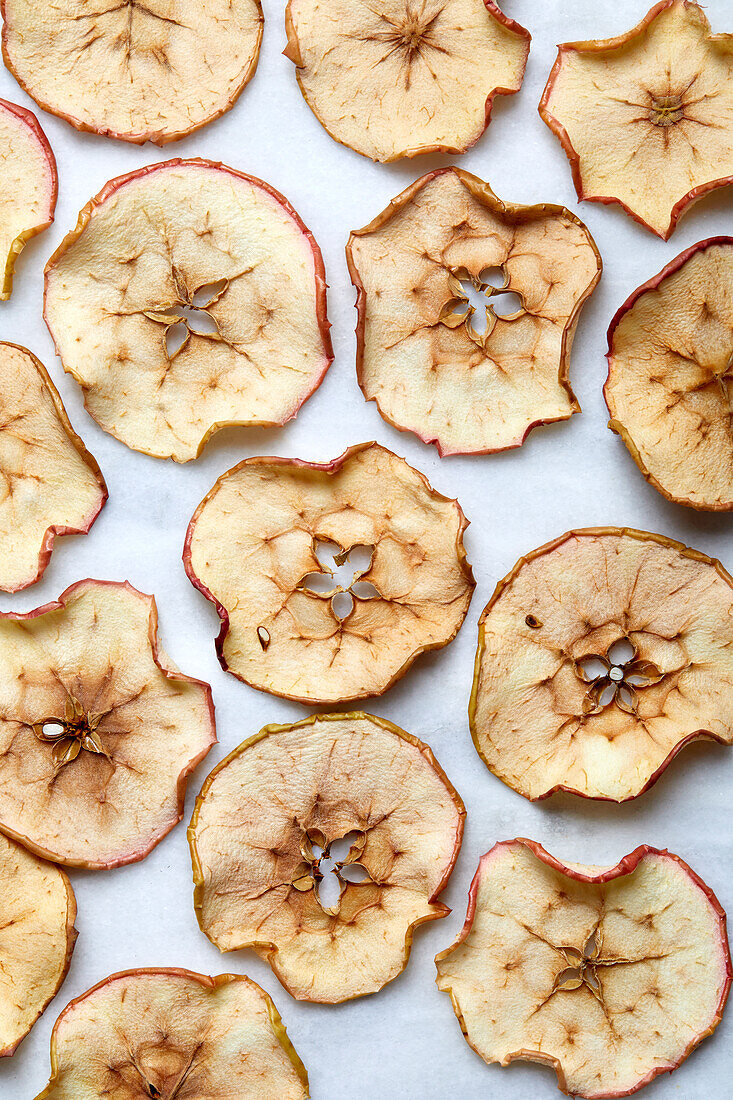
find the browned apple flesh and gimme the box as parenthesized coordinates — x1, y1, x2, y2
(470, 528, 733, 801)
(0, 342, 106, 592)
(0, 97, 55, 299)
(284, 0, 530, 162)
(184, 442, 474, 703)
(0, 579, 215, 868)
(540, 1, 733, 239)
(2, 0, 264, 145)
(606, 237, 733, 511)
(347, 168, 601, 455)
(44, 159, 332, 461)
(436, 839, 731, 1098)
(189, 712, 465, 1003)
(34, 968, 309, 1099)
(0, 831, 76, 1058)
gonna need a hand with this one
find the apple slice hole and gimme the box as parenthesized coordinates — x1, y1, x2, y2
(607, 638, 635, 665)
(331, 592, 354, 620)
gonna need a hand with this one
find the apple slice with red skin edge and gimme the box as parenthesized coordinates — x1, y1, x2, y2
(0, 342, 106, 593)
(184, 441, 474, 704)
(33, 968, 309, 1100)
(44, 158, 332, 462)
(0, 831, 76, 1059)
(436, 839, 732, 1099)
(606, 237, 733, 512)
(0, 97, 55, 300)
(540, 1, 733, 240)
(284, 0, 529, 163)
(2, 0, 264, 146)
(470, 527, 733, 803)
(347, 168, 602, 456)
(189, 712, 465, 1003)
(0, 579, 216, 869)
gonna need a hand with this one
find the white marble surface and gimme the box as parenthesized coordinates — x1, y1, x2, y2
(1, 1, 732, 1097)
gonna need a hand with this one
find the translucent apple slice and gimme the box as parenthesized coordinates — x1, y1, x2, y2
(0, 342, 106, 592)
(0, 831, 76, 1058)
(0, 97, 55, 299)
(347, 168, 601, 455)
(540, 1, 733, 239)
(2, 0, 263, 146)
(44, 158, 332, 461)
(606, 237, 733, 511)
(189, 712, 464, 1003)
(184, 442, 474, 703)
(0, 579, 216, 868)
(470, 527, 733, 802)
(436, 839, 731, 1098)
(284, 0, 530, 162)
(33, 968, 309, 1099)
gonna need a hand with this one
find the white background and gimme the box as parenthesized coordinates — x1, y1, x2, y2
(1, 1, 732, 1097)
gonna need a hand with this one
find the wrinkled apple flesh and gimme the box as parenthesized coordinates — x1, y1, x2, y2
(436, 839, 731, 1098)
(189, 712, 464, 1002)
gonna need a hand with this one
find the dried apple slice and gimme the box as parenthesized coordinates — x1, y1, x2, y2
(44, 158, 332, 462)
(184, 442, 474, 703)
(470, 527, 733, 802)
(2, 0, 263, 146)
(0, 342, 106, 593)
(347, 168, 601, 455)
(34, 968, 309, 1099)
(606, 237, 733, 511)
(436, 839, 732, 1098)
(189, 712, 465, 1003)
(0, 97, 56, 299)
(0, 579, 215, 868)
(540, 1, 733, 240)
(0, 831, 76, 1058)
(284, 0, 530, 163)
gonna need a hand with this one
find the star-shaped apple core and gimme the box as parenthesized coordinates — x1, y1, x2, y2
(440, 266, 525, 348)
(292, 830, 372, 912)
(577, 638, 662, 716)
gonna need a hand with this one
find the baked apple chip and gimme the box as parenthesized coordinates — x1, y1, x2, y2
(347, 168, 601, 455)
(0, 98, 55, 299)
(189, 712, 465, 1003)
(0, 342, 106, 593)
(2, 0, 263, 145)
(34, 968, 309, 1099)
(540, 1, 733, 239)
(44, 158, 332, 461)
(0, 831, 76, 1058)
(184, 442, 474, 703)
(284, 0, 530, 162)
(436, 839, 731, 1098)
(0, 579, 215, 868)
(606, 237, 733, 511)
(470, 527, 733, 802)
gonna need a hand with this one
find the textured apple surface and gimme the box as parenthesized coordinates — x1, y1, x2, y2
(471, 528, 733, 801)
(0, 342, 106, 592)
(0, 97, 55, 299)
(44, 159, 332, 461)
(0, 832, 76, 1058)
(190, 712, 464, 1002)
(185, 442, 474, 703)
(285, 0, 529, 162)
(0, 580, 215, 867)
(540, 1, 733, 239)
(606, 237, 733, 511)
(436, 839, 731, 1098)
(348, 168, 601, 455)
(2, 0, 263, 145)
(33, 969, 309, 1099)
